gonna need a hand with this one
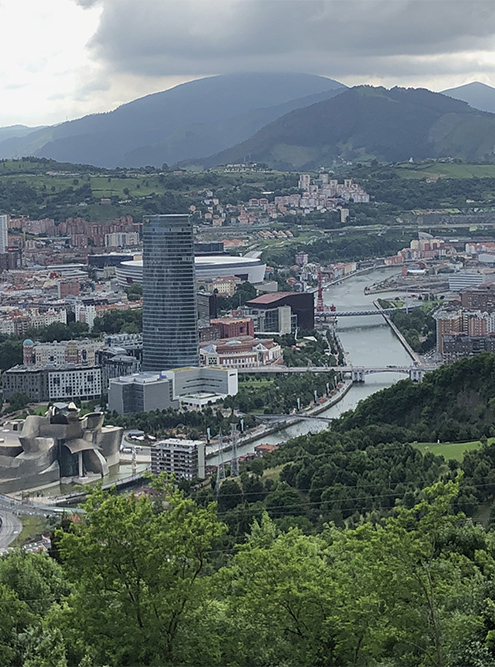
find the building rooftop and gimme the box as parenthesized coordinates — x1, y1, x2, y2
(121, 255, 263, 269)
(246, 292, 306, 305)
(154, 438, 205, 447)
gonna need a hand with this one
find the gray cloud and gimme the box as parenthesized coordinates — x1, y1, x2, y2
(73, 0, 495, 83)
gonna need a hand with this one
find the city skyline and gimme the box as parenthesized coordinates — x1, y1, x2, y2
(2, 0, 495, 127)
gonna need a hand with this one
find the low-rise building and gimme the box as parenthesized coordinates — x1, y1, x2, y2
(443, 334, 495, 363)
(23, 338, 103, 368)
(200, 336, 283, 368)
(448, 273, 486, 292)
(209, 317, 254, 339)
(3, 365, 102, 402)
(108, 366, 238, 415)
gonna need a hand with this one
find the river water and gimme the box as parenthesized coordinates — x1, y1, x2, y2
(209, 267, 413, 465)
(33, 267, 409, 496)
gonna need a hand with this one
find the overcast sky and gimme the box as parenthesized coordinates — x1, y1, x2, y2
(1, 0, 495, 127)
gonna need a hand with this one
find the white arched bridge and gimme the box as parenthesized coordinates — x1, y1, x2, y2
(238, 365, 435, 382)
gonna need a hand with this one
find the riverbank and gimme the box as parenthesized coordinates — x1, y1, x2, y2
(308, 264, 386, 294)
(373, 300, 420, 363)
(205, 379, 353, 460)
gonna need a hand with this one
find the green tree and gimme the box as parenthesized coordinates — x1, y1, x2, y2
(125, 283, 143, 302)
(0, 339, 23, 371)
(6, 392, 31, 411)
(57, 482, 226, 666)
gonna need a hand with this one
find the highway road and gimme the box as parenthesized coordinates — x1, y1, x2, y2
(0, 508, 22, 551)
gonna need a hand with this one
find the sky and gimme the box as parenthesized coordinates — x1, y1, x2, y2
(1, 0, 495, 127)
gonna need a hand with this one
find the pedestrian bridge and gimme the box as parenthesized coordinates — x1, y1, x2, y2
(317, 304, 422, 318)
(256, 414, 334, 423)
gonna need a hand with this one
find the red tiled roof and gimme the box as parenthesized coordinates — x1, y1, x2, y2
(247, 293, 294, 305)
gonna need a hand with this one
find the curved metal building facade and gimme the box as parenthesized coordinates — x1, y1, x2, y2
(142, 214, 199, 371)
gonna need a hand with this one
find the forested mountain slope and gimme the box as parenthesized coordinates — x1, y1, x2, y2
(0, 73, 344, 167)
(203, 85, 495, 169)
(334, 353, 495, 442)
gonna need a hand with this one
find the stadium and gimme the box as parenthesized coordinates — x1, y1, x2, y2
(116, 255, 267, 286)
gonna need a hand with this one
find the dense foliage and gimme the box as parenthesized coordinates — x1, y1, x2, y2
(366, 172, 495, 210)
(224, 370, 337, 415)
(4, 480, 495, 666)
(262, 229, 405, 267)
(384, 302, 437, 353)
(334, 354, 495, 441)
(92, 308, 142, 335)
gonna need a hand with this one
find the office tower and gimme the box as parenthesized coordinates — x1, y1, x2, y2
(0, 215, 8, 253)
(142, 214, 199, 371)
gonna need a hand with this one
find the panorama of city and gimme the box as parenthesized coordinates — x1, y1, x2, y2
(4, 2, 495, 665)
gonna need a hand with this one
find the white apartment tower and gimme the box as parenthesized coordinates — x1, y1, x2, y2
(0, 215, 8, 253)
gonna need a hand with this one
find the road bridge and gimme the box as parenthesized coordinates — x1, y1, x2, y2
(239, 365, 435, 382)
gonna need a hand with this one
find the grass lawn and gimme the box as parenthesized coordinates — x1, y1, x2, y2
(29, 405, 48, 416)
(239, 378, 274, 388)
(413, 439, 484, 461)
(394, 163, 495, 179)
(12, 515, 47, 547)
(262, 464, 285, 483)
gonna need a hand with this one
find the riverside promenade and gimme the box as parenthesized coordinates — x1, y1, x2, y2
(373, 300, 422, 364)
(205, 378, 352, 461)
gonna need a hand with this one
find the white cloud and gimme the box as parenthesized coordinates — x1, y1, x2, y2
(0, 0, 102, 125)
(2, 0, 495, 126)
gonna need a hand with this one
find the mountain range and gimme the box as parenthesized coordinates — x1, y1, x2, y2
(2, 75, 495, 170)
(0, 73, 344, 168)
(202, 85, 495, 169)
(441, 81, 495, 114)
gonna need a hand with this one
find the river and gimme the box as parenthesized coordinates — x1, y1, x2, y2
(209, 267, 412, 465)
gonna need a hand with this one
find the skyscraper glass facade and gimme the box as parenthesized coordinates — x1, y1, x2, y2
(142, 214, 199, 371)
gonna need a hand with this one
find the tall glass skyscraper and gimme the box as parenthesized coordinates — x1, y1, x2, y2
(142, 214, 199, 371)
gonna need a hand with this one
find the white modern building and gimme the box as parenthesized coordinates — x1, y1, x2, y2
(108, 366, 238, 415)
(74, 304, 97, 331)
(105, 232, 140, 248)
(116, 255, 266, 287)
(2, 365, 102, 402)
(47, 367, 102, 402)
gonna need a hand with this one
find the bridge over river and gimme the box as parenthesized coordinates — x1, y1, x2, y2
(239, 365, 436, 382)
(320, 303, 422, 318)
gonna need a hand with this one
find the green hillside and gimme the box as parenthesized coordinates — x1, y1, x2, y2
(334, 353, 495, 441)
(205, 85, 495, 169)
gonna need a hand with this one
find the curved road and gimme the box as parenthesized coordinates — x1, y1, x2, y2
(0, 509, 22, 551)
